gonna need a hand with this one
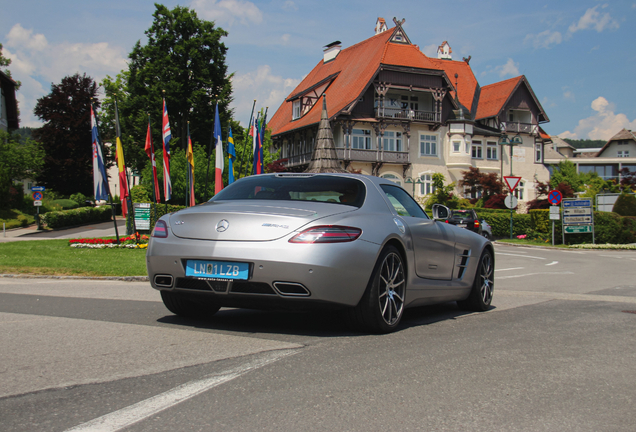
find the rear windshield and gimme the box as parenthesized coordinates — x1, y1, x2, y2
(451, 210, 474, 220)
(210, 175, 365, 207)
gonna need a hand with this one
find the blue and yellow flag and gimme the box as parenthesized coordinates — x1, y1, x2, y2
(228, 127, 236, 184)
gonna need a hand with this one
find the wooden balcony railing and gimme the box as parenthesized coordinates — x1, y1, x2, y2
(283, 148, 410, 168)
(504, 122, 538, 134)
(376, 107, 440, 123)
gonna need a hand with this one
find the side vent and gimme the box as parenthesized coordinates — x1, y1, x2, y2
(456, 250, 471, 280)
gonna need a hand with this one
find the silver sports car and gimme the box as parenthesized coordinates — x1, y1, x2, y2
(146, 173, 494, 333)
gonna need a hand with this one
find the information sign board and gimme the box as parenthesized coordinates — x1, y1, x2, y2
(31, 186, 45, 192)
(563, 208, 591, 216)
(563, 215, 592, 224)
(34, 200, 42, 206)
(564, 225, 593, 234)
(549, 206, 560, 220)
(562, 199, 592, 207)
(133, 203, 151, 231)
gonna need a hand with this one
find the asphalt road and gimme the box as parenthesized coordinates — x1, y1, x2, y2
(0, 244, 635, 431)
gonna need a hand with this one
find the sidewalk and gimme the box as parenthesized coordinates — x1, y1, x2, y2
(0, 219, 128, 242)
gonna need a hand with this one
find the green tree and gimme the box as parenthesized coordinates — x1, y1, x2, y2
(425, 173, 458, 209)
(33, 73, 99, 196)
(0, 42, 21, 88)
(549, 160, 588, 192)
(0, 130, 44, 209)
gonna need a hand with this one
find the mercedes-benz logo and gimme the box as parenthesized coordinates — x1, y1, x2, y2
(216, 219, 229, 232)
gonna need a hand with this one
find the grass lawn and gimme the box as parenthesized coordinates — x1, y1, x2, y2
(0, 239, 147, 277)
(495, 238, 568, 247)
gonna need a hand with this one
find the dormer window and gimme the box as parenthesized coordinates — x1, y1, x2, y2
(292, 100, 301, 120)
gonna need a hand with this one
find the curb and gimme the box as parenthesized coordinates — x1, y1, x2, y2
(0, 274, 149, 282)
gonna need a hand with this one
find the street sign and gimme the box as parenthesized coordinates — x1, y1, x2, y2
(548, 190, 562, 206)
(563, 216, 592, 224)
(503, 176, 522, 192)
(549, 206, 560, 220)
(32, 192, 43, 201)
(563, 208, 591, 216)
(34, 200, 42, 206)
(563, 199, 592, 207)
(133, 203, 151, 231)
(504, 195, 518, 209)
(31, 186, 45, 192)
(564, 225, 593, 234)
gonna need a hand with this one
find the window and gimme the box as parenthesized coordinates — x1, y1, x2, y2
(383, 131, 403, 151)
(352, 129, 372, 149)
(464, 185, 481, 199)
(617, 140, 629, 145)
(419, 174, 436, 195)
(380, 184, 429, 219)
(465, 140, 470, 154)
(535, 143, 543, 163)
(618, 150, 629, 158)
(514, 181, 525, 200)
(292, 100, 301, 120)
(472, 141, 483, 159)
(420, 134, 438, 156)
(381, 173, 402, 187)
(452, 141, 461, 153)
(486, 141, 498, 160)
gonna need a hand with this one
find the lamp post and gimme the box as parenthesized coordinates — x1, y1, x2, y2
(404, 176, 424, 197)
(499, 134, 522, 238)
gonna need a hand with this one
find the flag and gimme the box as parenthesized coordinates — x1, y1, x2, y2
(115, 136, 129, 217)
(162, 98, 172, 201)
(214, 103, 224, 194)
(259, 112, 267, 174)
(186, 128, 195, 206)
(144, 119, 161, 203)
(227, 127, 236, 184)
(91, 106, 109, 201)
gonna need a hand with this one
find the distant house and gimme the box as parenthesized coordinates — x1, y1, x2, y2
(268, 17, 552, 205)
(544, 129, 636, 181)
(0, 70, 19, 131)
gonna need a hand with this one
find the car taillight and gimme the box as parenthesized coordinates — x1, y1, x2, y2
(475, 220, 480, 228)
(152, 220, 169, 238)
(289, 225, 362, 243)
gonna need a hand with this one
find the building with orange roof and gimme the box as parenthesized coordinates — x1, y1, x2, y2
(269, 17, 553, 207)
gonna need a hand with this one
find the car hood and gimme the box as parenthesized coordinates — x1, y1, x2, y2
(168, 201, 357, 241)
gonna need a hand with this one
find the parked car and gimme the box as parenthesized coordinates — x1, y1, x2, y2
(446, 209, 482, 236)
(480, 219, 492, 240)
(147, 173, 494, 333)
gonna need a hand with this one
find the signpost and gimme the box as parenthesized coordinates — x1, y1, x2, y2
(31, 186, 45, 230)
(133, 203, 151, 231)
(547, 191, 562, 246)
(503, 176, 522, 239)
(562, 198, 594, 244)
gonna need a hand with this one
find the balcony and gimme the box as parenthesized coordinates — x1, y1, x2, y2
(283, 148, 410, 169)
(503, 122, 538, 134)
(376, 107, 440, 123)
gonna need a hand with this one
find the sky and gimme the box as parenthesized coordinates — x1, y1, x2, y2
(1, 0, 635, 141)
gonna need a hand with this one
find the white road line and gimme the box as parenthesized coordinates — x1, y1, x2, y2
(496, 252, 546, 260)
(495, 267, 525, 272)
(65, 349, 298, 432)
(546, 261, 559, 266)
(497, 271, 574, 280)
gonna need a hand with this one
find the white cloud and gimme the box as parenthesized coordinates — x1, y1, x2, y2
(494, 58, 520, 78)
(568, 5, 619, 34)
(558, 96, 636, 140)
(563, 89, 575, 101)
(282, 1, 298, 11)
(4, 24, 127, 127)
(421, 44, 438, 57)
(191, 0, 263, 26)
(524, 30, 563, 49)
(230, 65, 300, 126)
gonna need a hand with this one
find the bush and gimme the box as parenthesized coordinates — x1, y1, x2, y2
(70, 192, 92, 206)
(0, 209, 34, 229)
(612, 193, 636, 216)
(41, 206, 112, 229)
(481, 212, 531, 237)
(131, 185, 151, 203)
(52, 199, 79, 209)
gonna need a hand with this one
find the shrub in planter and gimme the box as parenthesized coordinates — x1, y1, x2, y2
(612, 193, 636, 216)
(42, 206, 112, 229)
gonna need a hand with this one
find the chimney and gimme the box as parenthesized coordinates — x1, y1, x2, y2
(323, 41, 341, 63)
(437, 41, 452, 60)
(375, 17, 388, 35)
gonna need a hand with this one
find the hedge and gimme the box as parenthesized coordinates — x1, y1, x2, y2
(41, 205, 112, 229)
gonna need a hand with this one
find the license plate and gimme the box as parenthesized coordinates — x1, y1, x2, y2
(457, 224, 467, 228)
(185, 260, 249, 280)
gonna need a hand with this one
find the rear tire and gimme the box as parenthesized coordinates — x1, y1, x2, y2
(160, 291, 220, 318)
(482, 232, 491, 240)
(457, 249, 494, 311)
(349, 245, 406, 334)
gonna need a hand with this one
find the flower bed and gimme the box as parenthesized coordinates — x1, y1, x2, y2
(69, 234, 149, 249)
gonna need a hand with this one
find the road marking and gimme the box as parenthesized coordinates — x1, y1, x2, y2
(496, 252, 546, 260)
(497, 290, 636, 304)
(497, 271, 574, 280)
(546, 261, 558, 266)
(65, 349, 298, 432)
(495, 267, 524, 272)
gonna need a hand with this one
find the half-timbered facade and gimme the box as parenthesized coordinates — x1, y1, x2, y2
(268, 18, 552, 205)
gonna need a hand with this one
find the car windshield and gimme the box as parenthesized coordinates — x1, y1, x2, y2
(210, 174, 366, 208)
(451, 211, 474, 220)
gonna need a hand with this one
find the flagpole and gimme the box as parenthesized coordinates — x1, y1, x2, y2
(250, 112, 260, 176)
(237, 99, 256, 179)
(148, 113, 156, 227)
(186, 121, 190, 207)
(93, 99, 120, 244)
(204, 95, 216, 201)
(260, 107, 268, 174)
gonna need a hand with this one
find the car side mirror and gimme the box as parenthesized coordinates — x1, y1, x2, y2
(432, 204, 450, 220)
